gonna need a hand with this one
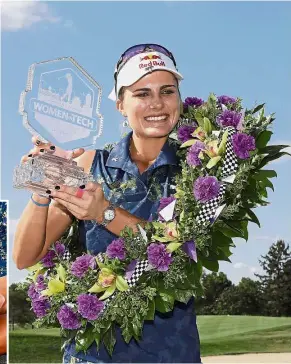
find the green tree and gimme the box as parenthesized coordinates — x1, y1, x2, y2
(9, 283, 34, 330)
(256, 240, 291, 316)
(215, 277, 263, 315)
(195, 271, 232, 314)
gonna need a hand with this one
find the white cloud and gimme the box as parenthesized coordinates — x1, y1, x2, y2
(232, 262, 263, 281)
(233, 262, 247, 269)
(1, 1, 61, 31)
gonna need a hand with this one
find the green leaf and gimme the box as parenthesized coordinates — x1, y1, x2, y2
(155, 293, 174, 313)
(96, 259, 107, 269)
(243, 208, 261, 227)
(48, 279, 65, 294)
(103, 324, 116, 357)
(200, 259, 219, 272)
(258, 144, 289, 155)
(212, 230, 234, 247)
(152, 235, 170, 243)
(75, 327, 95, 352)
(219, 220, 248, 240)
(256, 130, 272, 149)
(203, 117, 213, 134)
(206, 156, 222, 169)
(217, 130, 228, 155)
(99, 281, 116, 300)
(152, 222, 166, 229)
(94, 331, 102, 351)
(26, 262, 43, 272)
(116, 276, 129, 292)
(180, 139, 198, 148)
(145, 299, 155, 320)
(174, 289, 193, 304)
(88, 283, 106, 293)
(260, 178, 274, 191)
(252, 103, 265, 114)
(56, 264, 66, 283)
(194, 112, 205, 127)
(253, 170, 277, 179)
(167, 242, 182, 252)
(257, 151, 291, 168)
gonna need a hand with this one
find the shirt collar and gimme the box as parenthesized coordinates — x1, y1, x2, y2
(106, 131, 179, 171)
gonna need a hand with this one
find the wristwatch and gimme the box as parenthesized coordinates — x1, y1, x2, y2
(99, 202, 116, 227)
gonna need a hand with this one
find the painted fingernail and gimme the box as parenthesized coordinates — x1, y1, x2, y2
(46, 189, 51, 194)
(36, 140, 41, 146)
(79, 185, 85, 189)
(28, 154, 32, 157)
(40, 149, 45, 152)
(50, 146, 56, 151)
(49, 195, 54, 199)
(55, 186, 60, 190)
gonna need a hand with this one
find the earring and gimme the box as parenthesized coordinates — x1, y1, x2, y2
(123, 118, 129, 127)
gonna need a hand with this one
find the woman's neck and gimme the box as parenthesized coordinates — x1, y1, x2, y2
(130, 133, 167, 172)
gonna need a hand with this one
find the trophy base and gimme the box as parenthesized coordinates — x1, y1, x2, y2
(13, 153, 94, 196)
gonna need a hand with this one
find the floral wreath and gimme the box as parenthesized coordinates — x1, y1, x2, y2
(24, 94, 290, 356)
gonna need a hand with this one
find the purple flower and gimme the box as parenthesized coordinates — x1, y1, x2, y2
(106, 238, 126, 260)
(183, 97, 204, 109)
(41, 250, 56, 268)
(177, 125, 197, 143)
(32, 296, 50, 318)
(54, 242, 65, 257)
(28, 284, 40, 300)
(186, 141, 206, 167)
(218, 95, 237, 105)
(193, 176, 220, 203)
(147, 243, 172, 272)
(182, 241, 197, 262)
(125, 260, 138, 280)
(158, 196, 176, 222)
(71, 254, 96, 278)
(232, 133, 256, 159)
(77, 294, 104, 321)
(158, 196, 176, 212)
(35, 275, 46, 291)
(57, 305, 81, 330)
(217, 110, 242, 129)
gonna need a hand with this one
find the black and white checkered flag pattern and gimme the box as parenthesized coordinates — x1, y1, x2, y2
(221, 127, 238, 178)
(196, 184, 226, 225)
(195, 127, 239, 225)
(95, 253, 150, 312)
(127, 260, 149, 288)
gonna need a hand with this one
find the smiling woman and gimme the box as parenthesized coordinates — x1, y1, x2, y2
(13, 44, 201, 363)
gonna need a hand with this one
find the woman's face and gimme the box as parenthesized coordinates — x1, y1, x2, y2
(117, 71, 181, 139)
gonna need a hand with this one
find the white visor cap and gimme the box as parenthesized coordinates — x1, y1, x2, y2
(108, 51, 183, 101)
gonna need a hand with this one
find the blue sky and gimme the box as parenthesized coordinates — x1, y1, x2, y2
(1, 1, 291, 284)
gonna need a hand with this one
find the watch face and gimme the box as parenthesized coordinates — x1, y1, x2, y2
(104, 208, 115, 221)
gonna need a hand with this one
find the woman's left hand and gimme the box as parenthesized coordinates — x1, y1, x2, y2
(50, 182, 108, 222)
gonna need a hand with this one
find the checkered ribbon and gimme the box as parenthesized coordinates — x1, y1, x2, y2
(195, 126, 238, 225)
(221, 127, 238, 179)
(94, 253, 150, 312)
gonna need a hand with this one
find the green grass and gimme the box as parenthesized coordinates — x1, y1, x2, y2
(9, 316, 291, 363)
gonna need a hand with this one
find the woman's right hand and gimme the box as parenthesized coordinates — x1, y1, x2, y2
(20, 136, 85, 164)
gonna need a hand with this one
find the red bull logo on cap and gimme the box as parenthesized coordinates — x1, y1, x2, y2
(140, 53, 162, 62)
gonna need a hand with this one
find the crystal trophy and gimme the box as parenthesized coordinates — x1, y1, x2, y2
(13, 57, 103, 196)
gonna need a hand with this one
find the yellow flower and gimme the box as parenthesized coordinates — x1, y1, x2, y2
(165, 222, 178, 240)
(206, 140, 219, 158)
(192, 127, 206, 141)
(98, 268, 116, 288)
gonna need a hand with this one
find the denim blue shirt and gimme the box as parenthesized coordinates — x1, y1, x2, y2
(65, 132, 201, 363)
